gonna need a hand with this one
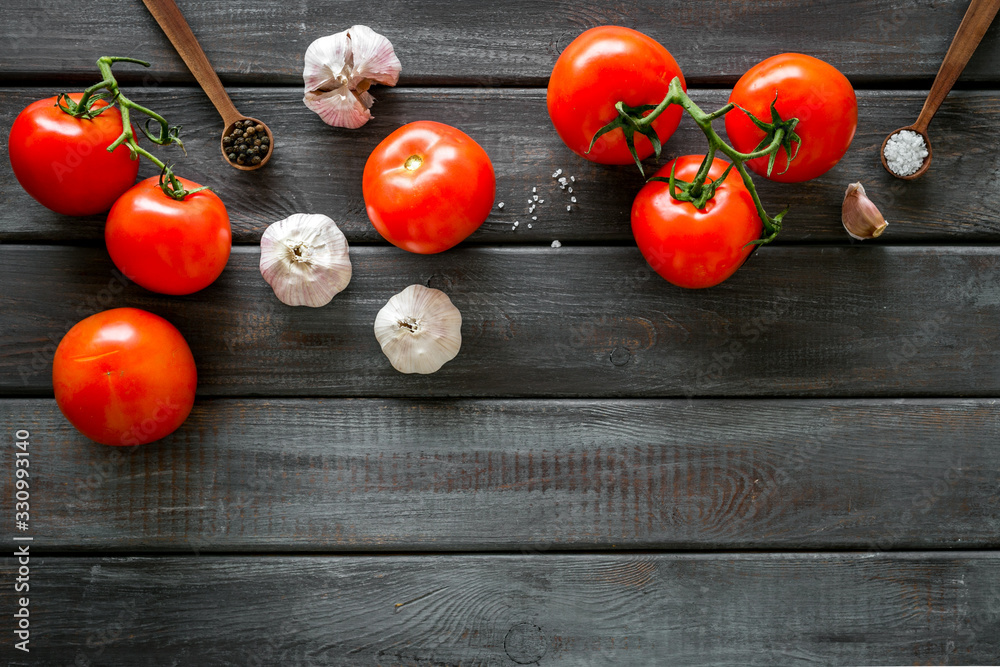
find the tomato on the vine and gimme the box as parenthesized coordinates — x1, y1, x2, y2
(52, 308, 197, 446)
(631, 155, 762, 289)
(363, 120, 495, 254)
(105, 176, 232, 295)
(8, 94, 139, 216)
(547, 26, 686, 165)
(725, 53, 857, 183)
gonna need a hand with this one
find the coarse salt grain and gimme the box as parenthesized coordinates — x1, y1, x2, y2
(570, 196, 577, 203)
(552, 169, 563, 178)
(884, 130, 929, 177)
(551, 240, 561, 248)
(566, 205, 571, 211)
(498, 202, 504, 209)
(527, 223, 532, 228)
(532, 187, 537, 193)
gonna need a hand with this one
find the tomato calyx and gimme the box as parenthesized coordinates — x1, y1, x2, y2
(589, 76, 794, 245)
(54, 56, 204, 201)
(649, 160, 735, 210)
(733, 94, 802, 177)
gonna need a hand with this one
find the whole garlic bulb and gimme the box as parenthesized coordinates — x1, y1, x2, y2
(303, 25, 401, 129)
(259, 214, 352, 307)
(374, 285, 462, 374)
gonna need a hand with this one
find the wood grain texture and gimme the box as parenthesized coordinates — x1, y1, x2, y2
(4, 245, 1000, 398)
(0, 398, 996, 552)
(2, 553, 999, 665)
(3, 0, 1000, 85)
(3, 88, 1000, 244)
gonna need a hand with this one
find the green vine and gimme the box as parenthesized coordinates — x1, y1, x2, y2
(589, 77, 801, 245)
(57, 56, 206, 200)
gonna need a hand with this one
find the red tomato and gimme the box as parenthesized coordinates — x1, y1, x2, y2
(363, 121, 495, 254)
(547, 26, 686, 165)
(105, 176, 232, 295)
(631, 155, 762, 289)
(8, 94, 139, 216)
(52, 308, 197, 446)
(725, 53, 857, 183)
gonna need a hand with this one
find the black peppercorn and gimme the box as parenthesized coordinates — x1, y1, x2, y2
(251, 156, 262, 165)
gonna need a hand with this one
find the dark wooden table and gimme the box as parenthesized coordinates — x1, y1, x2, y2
(3, 1, 1000, 665)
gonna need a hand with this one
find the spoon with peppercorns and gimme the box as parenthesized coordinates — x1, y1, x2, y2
(141, 0, 273, 171)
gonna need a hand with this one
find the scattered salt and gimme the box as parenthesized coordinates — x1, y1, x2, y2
(539, 199, 544, 204)
(883, 130, 929, 176)
(566, 205, 571, 211)
(533, 195, 539, 201)
(532, 186, 537, 193)
(570, 196, 577, 203)
(527, 223, 532, 229)
(531, 216, 537, 221)
(568, 187, 573, 194)
(551, 240, 562, 248)
(552, 169, 563, 178)
(570, 176, 576, 182)
(498, 202, 504, 209)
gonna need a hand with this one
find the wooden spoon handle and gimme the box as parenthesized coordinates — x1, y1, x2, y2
(914, 0, 1000, 133)
(141, 0, 242, 126)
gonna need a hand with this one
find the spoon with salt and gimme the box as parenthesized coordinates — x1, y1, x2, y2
(881, 0, 1000, 179)
(141, 0, 274, 171)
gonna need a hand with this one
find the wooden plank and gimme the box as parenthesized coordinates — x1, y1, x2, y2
(0, 398, 996, 551)
(2, 553, 999, 665)
(3, 0, 1000, 84)
(3, 245, 1000, 398)
(3, 87, 1000, 244)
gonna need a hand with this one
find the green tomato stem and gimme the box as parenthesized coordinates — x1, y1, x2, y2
(58, 56, 198, 200)
(596, 76, 794, 244)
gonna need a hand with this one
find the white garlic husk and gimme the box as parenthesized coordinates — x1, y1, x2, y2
(374, 285, 462, 374)
(303, 25, 401, 129)
(260, 214, 352, 307)
(842, 182, 888, 240)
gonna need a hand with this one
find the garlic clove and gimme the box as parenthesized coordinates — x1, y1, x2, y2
(260, 213, 352, 307)
(842, 182, 888, 240)
(303, 88, 373, 130)
(343, 24, 401, 88)
(303, 30, 351, 94)
(374, 285, 462, 374)
(302, 25, 401, 129)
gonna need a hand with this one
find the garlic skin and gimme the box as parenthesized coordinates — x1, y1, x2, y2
(374, 285, 462, 374)
(260, 214, 352, 307)
(303, 25, 401, 129)
(842, 182, 888, 240)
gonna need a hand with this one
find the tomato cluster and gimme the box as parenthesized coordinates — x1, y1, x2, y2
(548, 27, 858, 288)
(8, 83, 232, 447)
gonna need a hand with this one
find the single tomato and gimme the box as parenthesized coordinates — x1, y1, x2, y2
(363, 121, 495, 254)
(547, 26, 685, 165)
(105, 176, 232, 295)
(631, 155, 762, 289)
(52, 308, 197, 446)
(725, 53, 857, 183)
(8, 94, 139, 216)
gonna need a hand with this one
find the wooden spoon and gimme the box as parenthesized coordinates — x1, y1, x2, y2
(141, 0, 273, 171)
(881, 0, 1000, 179)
